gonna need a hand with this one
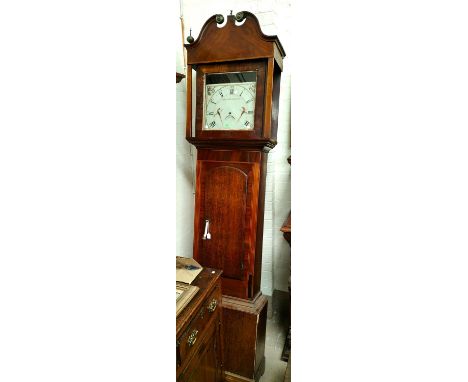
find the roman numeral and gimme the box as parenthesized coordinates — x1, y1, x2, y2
(209, 121, 216, 128)
(244, 121, 250, 127)
(246, 98, 253, 103)
(230, 87, 234, 95)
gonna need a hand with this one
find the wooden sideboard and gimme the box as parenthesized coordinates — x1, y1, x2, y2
(177, 268, 224, 382)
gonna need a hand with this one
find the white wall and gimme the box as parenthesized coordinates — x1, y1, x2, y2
(176, 14, 195, 259)
(176, 0, 292, 295)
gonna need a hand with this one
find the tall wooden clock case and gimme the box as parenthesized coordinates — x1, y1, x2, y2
(185, 11, 285, 382)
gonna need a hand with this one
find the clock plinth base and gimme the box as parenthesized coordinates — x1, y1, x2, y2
(222, 293, 267, 381)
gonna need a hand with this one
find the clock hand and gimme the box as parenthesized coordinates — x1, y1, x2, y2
(237, 106, 246, 122)
(216, 108, 224, 127)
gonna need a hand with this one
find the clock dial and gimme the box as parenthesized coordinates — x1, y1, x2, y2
(203, 72, 256, 131)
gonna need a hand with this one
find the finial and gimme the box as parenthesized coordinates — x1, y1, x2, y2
(230, 10, 233, 15)
(186, 28, 194, 44)
(235, 11, 245, 22)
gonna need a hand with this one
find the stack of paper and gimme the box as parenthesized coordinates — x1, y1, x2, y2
(176, 257, 203, 284)
(175, 257, 203, 317)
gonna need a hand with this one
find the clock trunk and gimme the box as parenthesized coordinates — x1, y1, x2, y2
(193, 149, 267, 300)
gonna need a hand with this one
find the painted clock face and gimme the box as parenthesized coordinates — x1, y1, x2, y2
(203, 71, 257, 131)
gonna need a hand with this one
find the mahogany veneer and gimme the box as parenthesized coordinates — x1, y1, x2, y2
(184, 11, 286, 382)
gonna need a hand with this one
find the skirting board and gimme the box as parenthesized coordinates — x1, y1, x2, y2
(224, 371, 254, 382)
(224, 356, 265, 382)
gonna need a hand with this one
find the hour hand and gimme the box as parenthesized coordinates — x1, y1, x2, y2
(237, 106, 246, 121)
(216, 108, 224, 127)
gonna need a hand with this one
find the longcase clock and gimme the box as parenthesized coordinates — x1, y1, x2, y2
(185, 11, 285, 382)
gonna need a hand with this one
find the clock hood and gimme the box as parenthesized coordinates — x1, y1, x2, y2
(185, 11, 285, 70)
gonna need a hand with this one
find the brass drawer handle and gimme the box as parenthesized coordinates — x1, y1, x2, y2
(207, 299, 218, 313)
(187, 329, 198, 347)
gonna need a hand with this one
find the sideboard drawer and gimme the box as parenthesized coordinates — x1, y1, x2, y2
(178, 284, 221, 366)
(178, 316, 221, 382)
